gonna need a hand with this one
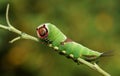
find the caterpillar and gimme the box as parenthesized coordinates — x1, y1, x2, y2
(36, 23, 103, 64)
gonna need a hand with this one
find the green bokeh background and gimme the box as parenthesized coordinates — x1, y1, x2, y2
(0, 0, 120, 76)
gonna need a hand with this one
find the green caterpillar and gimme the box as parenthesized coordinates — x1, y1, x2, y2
(36, 23, 103, 64)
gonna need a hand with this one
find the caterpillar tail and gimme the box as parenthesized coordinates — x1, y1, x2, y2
(100, 50, 113, 57)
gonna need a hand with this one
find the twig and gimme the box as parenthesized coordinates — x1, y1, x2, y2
(77, 58, 111, 76)
(0, 4, 39, 43)
(6, 4, 12, 27)
(9, 36, 21, 43)
(0, 4, 111, 76)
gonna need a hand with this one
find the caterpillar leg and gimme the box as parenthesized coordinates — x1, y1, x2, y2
(74, 59, 81, 65)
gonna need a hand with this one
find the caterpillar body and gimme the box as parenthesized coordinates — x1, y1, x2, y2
(36, 23, 103, 64)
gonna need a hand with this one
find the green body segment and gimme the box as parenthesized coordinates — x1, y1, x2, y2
(46, 24, 66, 46)
(38, 23, 102, 62)
(59, 42, 102, 60)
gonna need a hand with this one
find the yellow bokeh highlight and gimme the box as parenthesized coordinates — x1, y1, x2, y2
(95, 11, 113, 32)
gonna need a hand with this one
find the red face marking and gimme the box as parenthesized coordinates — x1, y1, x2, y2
(36, 25, 48, 39)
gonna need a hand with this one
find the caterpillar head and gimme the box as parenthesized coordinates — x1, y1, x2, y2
(36, 23, 61, 40)
(36, 23, 66, 45)
(36, 23, 49, 39)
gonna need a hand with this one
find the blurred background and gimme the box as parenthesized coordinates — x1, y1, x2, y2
(0, 0, 120, 76)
